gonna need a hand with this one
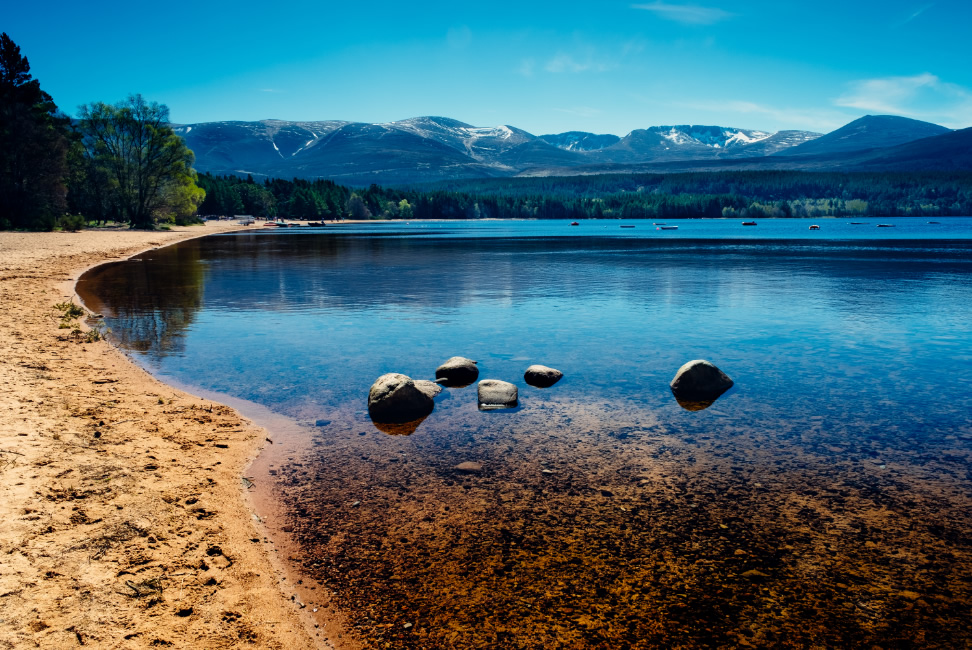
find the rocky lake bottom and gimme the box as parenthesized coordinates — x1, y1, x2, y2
(78, 220, 972, 647)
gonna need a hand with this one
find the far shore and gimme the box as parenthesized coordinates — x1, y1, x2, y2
(0, 224, 334, 648)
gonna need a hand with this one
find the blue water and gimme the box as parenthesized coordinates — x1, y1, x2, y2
(78, 217, 972, 647)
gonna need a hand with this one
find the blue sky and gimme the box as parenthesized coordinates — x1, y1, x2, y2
(6, 1, 971, 135)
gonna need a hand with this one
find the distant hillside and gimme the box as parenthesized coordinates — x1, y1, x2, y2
(775, 115, 951, 157)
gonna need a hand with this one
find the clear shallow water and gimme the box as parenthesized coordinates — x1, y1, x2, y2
(80, 218, 972, 648)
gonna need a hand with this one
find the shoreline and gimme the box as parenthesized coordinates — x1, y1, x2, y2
(0, 225, 331, 648)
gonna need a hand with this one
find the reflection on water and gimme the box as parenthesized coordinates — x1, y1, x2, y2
(81, 221, 972, 647)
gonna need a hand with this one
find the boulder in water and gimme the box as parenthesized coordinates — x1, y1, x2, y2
(413, 380, 444, 399)
(368, 373, 435, 423)
(669, 360, 733, 402)
(435, 356, 479, 387)
(524, 364, 563, 388)
(477, 379, 518, 410)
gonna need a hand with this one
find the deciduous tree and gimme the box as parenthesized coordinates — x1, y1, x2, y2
(77, 94, 203, 228)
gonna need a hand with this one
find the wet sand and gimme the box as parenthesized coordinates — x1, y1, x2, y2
(0, 225, 327, 648)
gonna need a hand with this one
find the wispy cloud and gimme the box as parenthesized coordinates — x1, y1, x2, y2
(895, 3, 934, 27)
(632, 2, 733, 25)
(545, 52, 614, 74)
(517, 58, 536, 78)
(834, 73, 972, 127)
(259, 88, 283, 93)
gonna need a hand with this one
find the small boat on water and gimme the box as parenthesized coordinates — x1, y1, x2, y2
(927, 221, 941, 224)
(569, 221, 580, 226)
(742, 221, 757, 226)
(849, 222, 867, 225)
(877, 224, 895, 228)
(620, 225, 635, 228)
(809, 224, 820, 230)
(653, 223, 666, 226)
(659, 226, 679, 230)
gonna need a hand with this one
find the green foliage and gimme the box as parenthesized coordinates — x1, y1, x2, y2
(58, 213, 86, 231)
(54, 301, 86, 320)
(0, 32, 71, 230)
(75, 94, 205, 229)
(52, 300, 107, 342)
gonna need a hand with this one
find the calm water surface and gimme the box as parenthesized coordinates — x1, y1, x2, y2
(80, 218, 972, 648)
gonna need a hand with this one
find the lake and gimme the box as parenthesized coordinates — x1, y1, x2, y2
(79, 218, 972, 648)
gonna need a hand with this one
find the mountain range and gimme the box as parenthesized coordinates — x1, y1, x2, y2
(172, 115, 968, 185)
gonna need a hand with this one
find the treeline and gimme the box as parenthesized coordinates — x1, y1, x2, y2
(195, 169, 972, 222)
(0, 33, 203, 230)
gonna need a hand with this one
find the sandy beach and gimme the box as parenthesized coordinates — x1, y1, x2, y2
(0, 225, 326, 648)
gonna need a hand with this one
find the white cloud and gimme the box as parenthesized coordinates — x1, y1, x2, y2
(632, 2, 733, 25)
(896, 3, 934, 27)
(545, 52, 613, 74)
(835, 73, 972, 128)
(517, 58, 536, 77)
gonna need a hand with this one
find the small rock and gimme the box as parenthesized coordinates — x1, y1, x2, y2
(477, 379, 518, 410)
(741, 569, 770, 578)
(455, 461, 482, 473)
(734, 549, 747, 556)
(403, 623, 413, 629)
(670, 359, 734, 401)
(541, 469, 556, 474)
(524, 364, 563, 388)
(350, 501, 361, 508)
(599, 489, 614, 497)
(413, 380, 443, 399)
(435, 356, 479, 386)
(315, 419, 331, 427)
(368, 373, 434, 423)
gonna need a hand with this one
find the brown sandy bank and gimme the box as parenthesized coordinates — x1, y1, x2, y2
(0, 225, 326, 648)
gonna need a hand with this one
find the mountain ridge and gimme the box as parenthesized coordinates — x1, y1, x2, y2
(173, 114, 961, 185)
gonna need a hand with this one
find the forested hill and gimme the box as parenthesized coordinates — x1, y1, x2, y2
(197, 170, 972, 221)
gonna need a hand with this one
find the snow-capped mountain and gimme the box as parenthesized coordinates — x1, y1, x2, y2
(167, 115, 953, 184)
(538, 132, 621, 151)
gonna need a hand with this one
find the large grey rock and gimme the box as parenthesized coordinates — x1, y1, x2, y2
(435, 356, 479, 386)
(477, 379, 518, 410)
(669, 360, 734, 401)
(524, 364, 563, 388)
(368, 373, 435, 423)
